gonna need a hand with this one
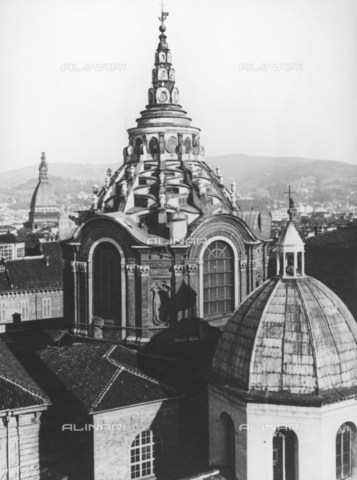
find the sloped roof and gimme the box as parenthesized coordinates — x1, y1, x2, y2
(0, 233, 21, 244)
(277, 221, 304, 249)
(306, 224, 357, 249)
(213, 275, 357, 401)
(0, 252, 62, 292)
(38, 343, 181, 413)
(0, 339, 50, 411)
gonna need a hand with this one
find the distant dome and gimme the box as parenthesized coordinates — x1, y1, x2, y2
(30, 182, 57, 210)
(213, 275, 357, 396)
(27, 153, 59, 230)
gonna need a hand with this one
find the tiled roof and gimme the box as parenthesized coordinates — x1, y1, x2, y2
(305, 224, 357, 249)
(0, 247, 63, 292)
(213, 275, 357, 398)
(0, 339, 50, 411)
(0, 233, 20, 244)
(38, 343, 181, 413)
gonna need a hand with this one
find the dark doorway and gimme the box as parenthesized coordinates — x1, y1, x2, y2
(92, 242, 121, 324)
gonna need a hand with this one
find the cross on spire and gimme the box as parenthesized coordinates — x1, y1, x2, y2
(284, 185, 296, 204)
(158, 0, 169, 25)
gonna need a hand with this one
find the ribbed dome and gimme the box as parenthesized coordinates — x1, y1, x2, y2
(213, 276, 357, 396)
(30, 181, 57, 209)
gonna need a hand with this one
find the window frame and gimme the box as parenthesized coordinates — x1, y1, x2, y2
(42, 297, 51, 318)
(0, 245, 13, 260)
(21, 300, 29, 320)
(336, 424, 353, 480)
(130, 429, 163, 480)
(203, 240, 235, 317)
(199, 236, 239, 318)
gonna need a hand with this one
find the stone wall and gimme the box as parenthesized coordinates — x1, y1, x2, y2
(0, 290, 63, 324)
(92, 399, 179, 480)
(0, 411, 43, 480)
(209, 383, 357, 480)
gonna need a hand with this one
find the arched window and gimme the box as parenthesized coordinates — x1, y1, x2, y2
(219, 412, 235, 473)
(273, 428, 298, 480)
(203, 241, 234, 316)
(336, 423, 354, 480)
(92, 242, 121, 324)
(130, 429, 162, 479)
(148, 137, 159, 154)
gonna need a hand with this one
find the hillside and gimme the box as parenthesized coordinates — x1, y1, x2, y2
(1, 155, 357, 212)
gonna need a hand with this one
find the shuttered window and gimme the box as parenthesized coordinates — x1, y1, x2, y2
(203, 241, 234, 316)
(21, 300, 29, 320)
(42, 298, 51, 318)
(0, 302, 6, 322)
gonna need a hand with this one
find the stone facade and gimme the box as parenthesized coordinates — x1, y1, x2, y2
(0, 411, 43, 480)
(209, 383, 357, 480)
(62, 214, 269, 340)
(92, 400, 179, 480)
(0, 290, 63, 325)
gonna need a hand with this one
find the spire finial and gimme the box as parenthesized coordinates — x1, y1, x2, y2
(158, 1, 169, 32)
(284, 185, 297, 222)
(39, 152, 48, 181)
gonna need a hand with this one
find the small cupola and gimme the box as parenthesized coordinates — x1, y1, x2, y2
(276, 188, 305, 278)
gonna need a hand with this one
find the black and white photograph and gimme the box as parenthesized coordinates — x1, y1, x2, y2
(0, 0, 356, 479)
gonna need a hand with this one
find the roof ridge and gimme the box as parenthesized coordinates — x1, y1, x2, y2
(0, 372, 48, 404)
(107, 349, 178, 392)
(91, 361, 124, 410)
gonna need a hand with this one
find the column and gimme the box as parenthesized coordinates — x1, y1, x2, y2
(276, 252, 280, 276)
(137, 266, 150, 340)
(126, 264, 137, 341)
(293, 252, 297, 277)
(173, 265, 185, 324)
(239, 259, 248, 300)
(282, 252, 287, 277)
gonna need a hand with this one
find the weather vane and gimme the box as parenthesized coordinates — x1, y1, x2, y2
(159, 0, 169, 26)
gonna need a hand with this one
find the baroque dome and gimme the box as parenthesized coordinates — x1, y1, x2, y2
(213, 210, 357, 402)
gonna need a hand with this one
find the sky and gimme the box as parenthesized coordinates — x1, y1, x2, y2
(0, 0, 356, 172)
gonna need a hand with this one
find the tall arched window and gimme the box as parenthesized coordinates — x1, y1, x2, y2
(203, 241, 234, 316)
(92, 242, 121, 324)
(336, 423, 354, 480)
(273, 428, 298, 480)
(219, 412, 235, 474)
(130, 430, 162, 479)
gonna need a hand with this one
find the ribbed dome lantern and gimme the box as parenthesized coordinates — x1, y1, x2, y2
(212, 190, 357, 401)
